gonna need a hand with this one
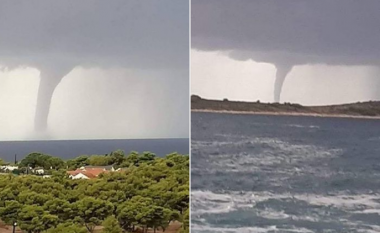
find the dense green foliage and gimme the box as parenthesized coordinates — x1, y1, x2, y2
(13, 150, 159, 173)
(180, 208, 189, 233)
(102, 215, 123, 233)
(19, 153, 65, 170)
(0, 151, 189, 233)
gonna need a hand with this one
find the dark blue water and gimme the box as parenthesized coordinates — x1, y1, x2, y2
(191, 112, 380, 233)
(0, 138, 189, 162)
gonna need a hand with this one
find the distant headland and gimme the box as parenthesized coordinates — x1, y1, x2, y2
(191, 95, 380, 119)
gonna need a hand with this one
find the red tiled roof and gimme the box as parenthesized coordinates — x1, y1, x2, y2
(81, 171, 97, 178)
(85, 168, 107, 177)
(67, 168, 107, 179)
(67, 170, 81, 176)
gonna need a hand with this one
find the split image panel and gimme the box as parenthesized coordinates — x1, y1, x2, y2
(2, 1, 380, 233)
(0, 1, 189, 233)
(191, 0, 380, 232)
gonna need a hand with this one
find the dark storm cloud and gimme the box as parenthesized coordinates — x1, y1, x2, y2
(192, 0, 380, 66)
(0, 0, 189, 138)
(192, 0, 380, 102)
(0, 0, 189, 70)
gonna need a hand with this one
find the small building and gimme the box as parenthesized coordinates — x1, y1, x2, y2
(34, 168, 45, 175)
(79, 165, 115, 171)
(0, 165, 18, 172)
(67, 167, 109, 179)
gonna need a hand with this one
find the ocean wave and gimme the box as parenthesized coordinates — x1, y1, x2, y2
(285, 124, 320, 129)
(192, 190, 380, 213)
(192, 136, 342, 177)
(191, 190, 255, 215)
(191, 190, 380, 232)
(192, 114, 380, 232)
(191, 223, 315, 233)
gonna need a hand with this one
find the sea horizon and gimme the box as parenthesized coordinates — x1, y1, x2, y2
(0, 138, 189, 162)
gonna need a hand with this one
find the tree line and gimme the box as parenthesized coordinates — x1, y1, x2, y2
(0, 151, 189, 233)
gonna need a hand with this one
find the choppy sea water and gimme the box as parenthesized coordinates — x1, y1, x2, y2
(191, 112, 380, 233)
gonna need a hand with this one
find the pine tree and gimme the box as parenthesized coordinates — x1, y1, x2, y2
(102, 215, 122, 233)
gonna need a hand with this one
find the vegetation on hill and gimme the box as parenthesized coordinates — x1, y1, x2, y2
(191, 95, 380, 117)
(0, 151, 189, 233)
(3, 150, 159, 174)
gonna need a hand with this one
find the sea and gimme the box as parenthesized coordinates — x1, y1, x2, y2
(191, 112, 380, 233)
(0, 138, 189, 162)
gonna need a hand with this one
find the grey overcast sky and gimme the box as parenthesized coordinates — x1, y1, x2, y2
(192, 0, 380, 105)
(0, 0, 189, 141)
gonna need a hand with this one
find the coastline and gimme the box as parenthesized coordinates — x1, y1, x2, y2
(191, 109, 380, 120)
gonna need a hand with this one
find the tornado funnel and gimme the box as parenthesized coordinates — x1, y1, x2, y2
(274, 64, 293, 103)
(34, 65, 73, 132)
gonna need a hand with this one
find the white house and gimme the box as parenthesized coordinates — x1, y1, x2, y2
(70, 173, 91, 180)
(0, 165, 18, 172)
(34, 168, 45, 175)
(79, 165, 115, 171)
